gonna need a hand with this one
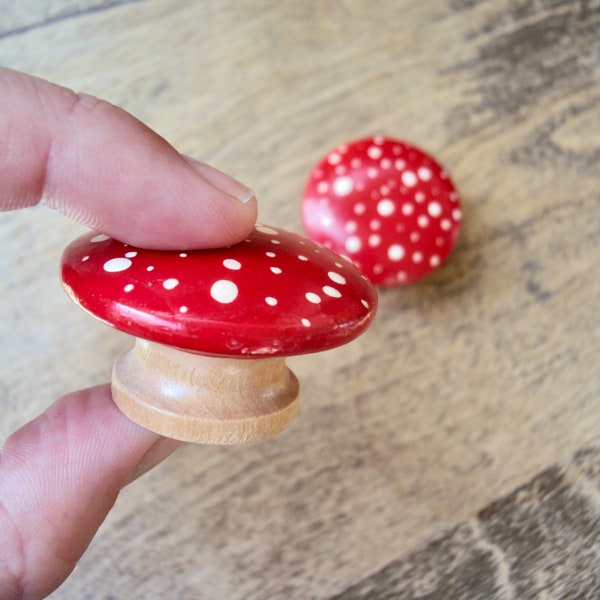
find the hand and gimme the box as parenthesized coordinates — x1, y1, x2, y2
(0, 67, 257, 599)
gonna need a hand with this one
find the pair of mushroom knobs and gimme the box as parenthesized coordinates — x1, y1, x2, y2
(61, 136, 461, 445)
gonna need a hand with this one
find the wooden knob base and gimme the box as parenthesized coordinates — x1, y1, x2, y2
(111, 339, 300, 444)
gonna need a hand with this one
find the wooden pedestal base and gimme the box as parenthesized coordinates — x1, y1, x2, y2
(111, 339, 300, 444)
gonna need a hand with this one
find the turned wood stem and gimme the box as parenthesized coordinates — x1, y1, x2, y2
(111, 339, 300, 444)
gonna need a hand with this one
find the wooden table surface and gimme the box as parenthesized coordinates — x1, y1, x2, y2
(1, 1, 599, 598)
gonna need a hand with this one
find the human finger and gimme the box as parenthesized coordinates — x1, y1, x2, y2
(0, 384, 181, 599)
(0, 66, 257, 250)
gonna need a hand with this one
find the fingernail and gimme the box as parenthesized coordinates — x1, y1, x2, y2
(184, 156, 256, 204)
(237, 189, 257, 204)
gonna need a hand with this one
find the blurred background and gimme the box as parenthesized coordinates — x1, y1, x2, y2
(1, 1, 598, 598)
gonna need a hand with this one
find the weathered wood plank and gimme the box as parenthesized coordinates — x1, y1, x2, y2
(0, 0, 598, 597)
(332, 444, 600, 599)
(0, 0, 139, 38)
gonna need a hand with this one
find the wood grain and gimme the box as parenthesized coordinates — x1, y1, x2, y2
(0, 0, 598, 598)
(333, 444, 600, 599)
(112, 341, 300, 444)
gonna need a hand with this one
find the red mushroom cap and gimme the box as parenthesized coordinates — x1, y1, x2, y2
(61, 225, 377, 357)
(302, 136, 462, 286)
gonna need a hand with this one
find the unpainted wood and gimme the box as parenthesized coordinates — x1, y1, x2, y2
(112, 339, 300, 444)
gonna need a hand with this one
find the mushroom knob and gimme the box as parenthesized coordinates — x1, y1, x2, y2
(302, 136, 462, 285)
(61, 225, 377, 444)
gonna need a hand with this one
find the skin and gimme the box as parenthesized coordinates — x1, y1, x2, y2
(0, 67, 257, 599)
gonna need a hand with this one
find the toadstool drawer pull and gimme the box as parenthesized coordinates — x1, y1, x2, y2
(302, 136, 462, 286)
(60, 224, 377, 444)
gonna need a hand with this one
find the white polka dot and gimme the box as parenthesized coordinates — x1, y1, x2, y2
(328, 271, 346, 285)
(81, 255, 89, 262)
(302, 318, 311, 327)
(328, 152, 342, 165)
(412, 251, 423, 263)
(210, 280, 238, 304)
(91, 234, 110, 243)
(271, 239, 281, 245)
(265, 297, 278, 306)
(147, 266, 154, 272)
(306, 292, 321, 304)
(428, 201, 442, 218)
(410, 231, 420, 243)
(367, 145, 383, 160)
(298, 255, 308, 261)
(418, 215, 430, 228)
(270, 266, 282, 274)
(179, 306, 188, 313)
(370, 219, 381, 230)
(388, 244, 405, 261)
(323, 286, 342, 298)
(317, 181, 329, 194)
(361, 299, 370, 309)
(430, 255, 441, 267)
(163, 278, 179, 290)
(402, 203, 414, 216)
(395, 159, 406, 170)
(345, 236, 362, 254)
(402, 171, 418, 187)
(369, 234, 381, 248)
(333, 176, 354, 196)
(373, 264, 383, 275)
(453, 208, 463, 221)
(223, 259, 242, 270)
(397, 271, 408, 283)
(367, 167, 379, 179)
(441, 219, 452, 231)
(103, 258, 132, 273)
(124, 284, 134, 292)
(381, 158, 392, 169)
(415, 192, 425, 203)
(345, 220, 358, 234)
(354, 203, 366, 215)
(125, 251, 137, 258)
(256, 225, 278, 235)
(179, 253, 188, 258)
(351, 158, 362, 168)
(418, 166, 432, 181)
(266, 251, 276, 258)
(377, 199, 395, 217)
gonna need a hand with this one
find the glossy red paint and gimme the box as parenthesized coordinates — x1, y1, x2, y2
(302, 136, 462, 286)
(61, 225, 377, 357)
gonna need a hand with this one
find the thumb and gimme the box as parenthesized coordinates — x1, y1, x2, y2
(0, 66, 257, 250)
